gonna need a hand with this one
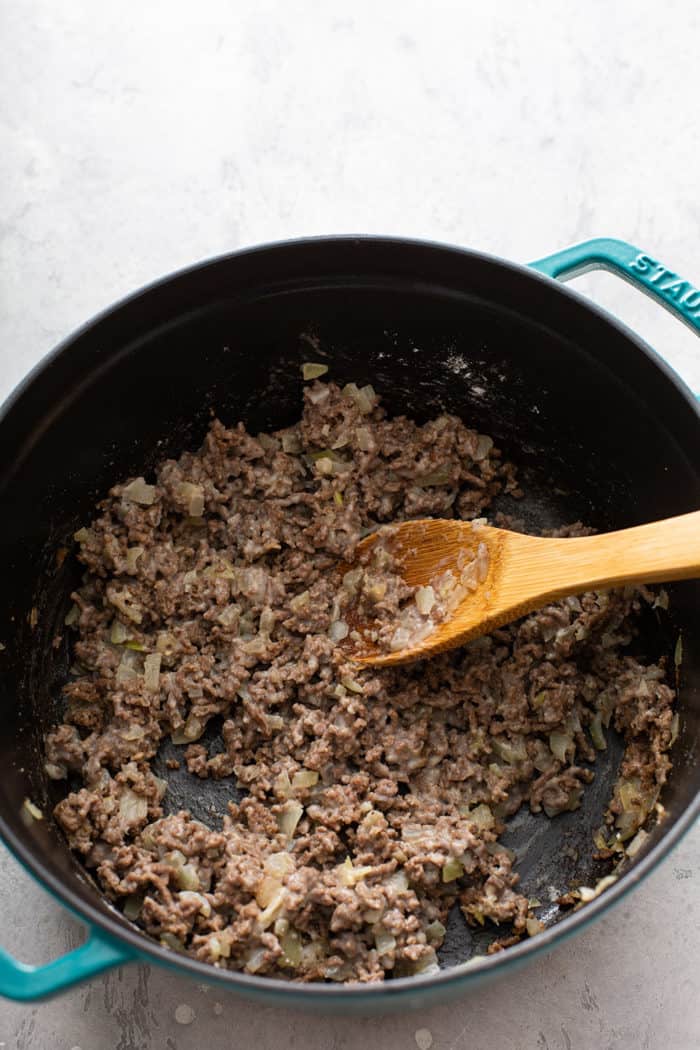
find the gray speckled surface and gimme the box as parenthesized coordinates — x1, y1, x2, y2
(0, 2, 699, 1047)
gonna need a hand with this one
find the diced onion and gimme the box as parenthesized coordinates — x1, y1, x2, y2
(425, 920, 446, 944)
(244, 946, 268, 973)
(355, 426, 374, 451)
(258, 886, 287, 929)
(385, 870, 409, 892)
(208, 932, 232, 960)
(292, 769, 319, 790)
(22, 798, 43, 822)
(121, 724, 145, 741)
(364, 578, 387, 602)
(289, 590, 310, 612)
(125, 546, 144, 573)
(626, 829, 649, 857)
(413, 948, 440, 976)
(109, 588, 143, 624)
(337, 857, 374, 886)
(652, 589, 669, 610)
(389, 626, 412, 652)
(618, 776, 643, 811)
(342, 382, 377, 414)
(301, 362, 329, 380)
(307, 385, 330, 405)
(532, 739, 554, 773)
(256, 876, 283, 908)
(441, 858, 465, 883)
(216, 605, 239, 626)
(526, 917, 544, 936)
(491, 736, 527, 764)
(116, 649, 142, 685)
(315, 456, 334, 476)
(210, 557, 236, 579)
(264, 852, 295, 878)
(281, 430, 302, 454)
(340, 675, 364, 694)
(475, 542, 490, 582)
(328, 620, 349, 642)
(160, 933, 185, 952)
(110, 620, 130, 645)
(123, 895, 143, 920)
(139, 820, 161, 850)
(122, 478, 156, 505)
(143, 653, 161, 692)
(257, 432, 280, 452)
(473, 434, 494, 461)
(669, 713, 680, 746)
(415, 586, 435, 616)
(356, 384, 377, 415)
(549, 730, 575, 764)
(177, 864, 201, 892)
(183, 715, 204, 741)
(280, 927, 302, 967)
(467, 804, 495, 830)
(589, 712, 606, 750)
(373, 928, 396, 954)
(578, 874, 617, 902)
(274, 770, 293, 799)
(119, 789, 148, 826)
(276, 800, 303, 839)
(484, 842, 515, 861)
(178, 890, 212, 917)
(342, 568, 363, 594)
(675, 634, 683, 667)
(401, 824, 426, 842)
(175, 482, 205, 518)
(156, 631, 178, 654)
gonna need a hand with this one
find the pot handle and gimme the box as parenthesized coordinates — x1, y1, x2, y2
(530, 237, 700, 341)
(0, 926, 135, 1001)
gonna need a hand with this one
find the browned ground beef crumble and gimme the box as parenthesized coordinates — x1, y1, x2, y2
(45, 379, 676, 982)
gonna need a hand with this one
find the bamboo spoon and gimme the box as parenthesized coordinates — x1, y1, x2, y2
(351, 512, 700, 667)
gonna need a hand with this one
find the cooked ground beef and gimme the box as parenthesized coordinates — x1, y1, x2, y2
(45, 378, 676, 982)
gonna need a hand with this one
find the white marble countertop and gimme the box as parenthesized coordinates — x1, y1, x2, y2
(1, 2, 698, 1047)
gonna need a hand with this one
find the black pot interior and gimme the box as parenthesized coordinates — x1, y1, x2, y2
(0, 240, 698, 979)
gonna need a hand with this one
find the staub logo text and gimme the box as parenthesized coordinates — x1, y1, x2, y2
(629, 252, 700, 314)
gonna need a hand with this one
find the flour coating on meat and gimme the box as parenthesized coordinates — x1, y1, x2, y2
(45, 380, 676, 982)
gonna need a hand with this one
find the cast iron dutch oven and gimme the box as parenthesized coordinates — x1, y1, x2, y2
(0, 237, 698, 1009)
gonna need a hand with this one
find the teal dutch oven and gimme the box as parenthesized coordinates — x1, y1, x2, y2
(0, 237, 698, 1010)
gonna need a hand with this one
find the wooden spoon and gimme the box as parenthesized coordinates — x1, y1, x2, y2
(350, 512, 700, 667)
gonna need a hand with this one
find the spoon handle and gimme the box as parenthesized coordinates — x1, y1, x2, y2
(503, 510, 700, 604)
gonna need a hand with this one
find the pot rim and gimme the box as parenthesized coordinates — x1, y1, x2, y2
(1, 233, 698, 1003)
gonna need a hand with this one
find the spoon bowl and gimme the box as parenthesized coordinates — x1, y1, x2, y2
(351, 511, 700, 667)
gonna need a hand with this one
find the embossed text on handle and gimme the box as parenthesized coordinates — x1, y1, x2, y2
(629, 252, 700, 315)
